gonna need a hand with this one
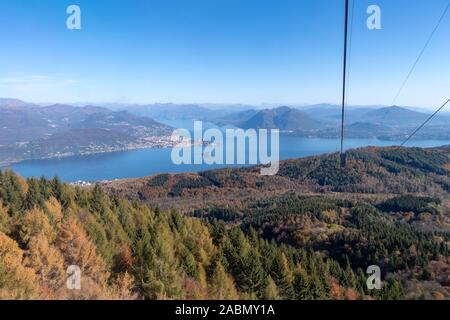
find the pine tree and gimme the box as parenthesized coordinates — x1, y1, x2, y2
(209, 262, 239, 299)
(144, 253, 183, 299)
(0, 201, 11, 234)
(263, 276, 281, 300)
(111, 272, 137, 300)
(56, 217, 109, 285)
(0, 231, 37, 299)
(309, 275, 329, 300)
(23, 178, 43, 211)
(19, 208, 55, 245)
(90, 184, 106, 214)
(24, 233, 65, 297)
(0, 170, 25, 214)
(342, 257, 357, 289)
(142, 220, 183, 299)
(113, 244, 134, 274)
(271, 252, 295, 299)
(293, 269, 311, 300)
(45, 197, 63, 226)
(132, 226, 152, 288)
(51, 180, 72, 212)
(38, 176, 52, 200)
(180, 247, 200, 279)
(239, 249, 265, 296)
(384, 279, 404, 300)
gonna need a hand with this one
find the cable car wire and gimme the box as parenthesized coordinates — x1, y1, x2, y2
(392, 3, 450, 105)
(400, 98, 450, 146)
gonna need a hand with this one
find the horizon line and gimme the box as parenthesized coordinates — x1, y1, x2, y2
(0, 96, 442, 112)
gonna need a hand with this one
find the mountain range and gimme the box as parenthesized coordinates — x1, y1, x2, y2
(215, 105, 450, 139)
(1, 98, 449, 165)
(0, 99, 173, 166)
(237, 106, 322, 131)
(102, 103, 238, 121)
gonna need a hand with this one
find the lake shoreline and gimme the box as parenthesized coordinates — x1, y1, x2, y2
(7, 138, 450, 182)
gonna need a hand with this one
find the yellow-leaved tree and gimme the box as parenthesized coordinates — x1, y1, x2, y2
(56, 216, 111, 299)
(208, 262, 239, 300)
(0, 201, 11, 234)
(0, 232, 37, 299)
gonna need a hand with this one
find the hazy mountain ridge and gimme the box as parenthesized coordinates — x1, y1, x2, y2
(103, 103, 237, 121)
(215, 105, 450, 139)
(1, 98, 449, 166)
(11, 98, 447, 132)
(361, 106, 430, 126)
(0, 99, 174, 166)
(239, 106, 324, 131)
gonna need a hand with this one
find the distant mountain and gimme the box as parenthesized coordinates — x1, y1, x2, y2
(128, 103, 214, 120)
(40, 100, 450, 126)
(74, 110, 164, 129)
(105, 103, 239, 121)
(301, 104, 377, 124)
(0, 98, 37, 109)
(0, 99, 174, 165)
(317, 122, 396, 139)
(237, 106, 324, 131)
(0, 101, 170, 143)
(214, 109, 259, 126)
(213, 104, 450, 139)
(360, 106, 429, 126)
(4, 98, 445, 140)
(346, 121, 390, 132)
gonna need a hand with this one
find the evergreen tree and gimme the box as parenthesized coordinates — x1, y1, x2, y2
(239, 249, 265, 296)
(263, 276, 281, 300)
(209, 262, 239, 299)
(293, 270, 311, 300)
(271, 252, 295, 299)
(23, 178, 42, 211)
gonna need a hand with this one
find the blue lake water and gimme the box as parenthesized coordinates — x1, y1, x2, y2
(5, 119, 449, 182)
(7, 134, 450, 182)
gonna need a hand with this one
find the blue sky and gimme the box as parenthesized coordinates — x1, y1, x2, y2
(0, 0, 449, 108)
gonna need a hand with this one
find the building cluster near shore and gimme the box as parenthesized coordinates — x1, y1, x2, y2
(70, 180, 93, 187)
(70, 179, 116, 187)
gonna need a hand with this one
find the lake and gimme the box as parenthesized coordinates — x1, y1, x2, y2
(5, 119, 449, 182)
(8, 134, 450, 182)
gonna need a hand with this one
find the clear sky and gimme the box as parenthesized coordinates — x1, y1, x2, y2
(0, 0, 449, 108)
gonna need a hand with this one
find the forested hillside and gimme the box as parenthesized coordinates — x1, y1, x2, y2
(0, 170, 406, 300)
(105, 146, 450, 212)
(1, 146, 449, 300)
(102, 146, 450, 300)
